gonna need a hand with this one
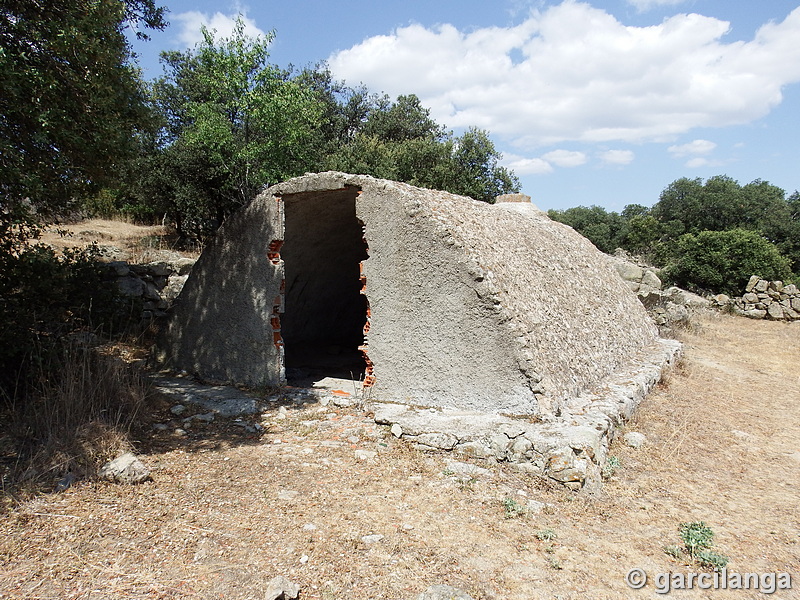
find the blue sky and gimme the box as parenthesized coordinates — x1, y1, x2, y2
(129, 0, 800, 211)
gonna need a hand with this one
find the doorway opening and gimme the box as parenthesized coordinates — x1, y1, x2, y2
(280, 187, 369, 387)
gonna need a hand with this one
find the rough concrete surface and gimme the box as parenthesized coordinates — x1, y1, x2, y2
(157, 172, 663, 418)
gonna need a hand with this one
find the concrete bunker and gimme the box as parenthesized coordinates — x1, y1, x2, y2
(280, 186, 369, 384)
(158, 172, 677, 420)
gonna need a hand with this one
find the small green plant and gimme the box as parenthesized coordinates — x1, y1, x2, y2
(546, 556, 563, 570)
(679, 521, 714, 557)
(696, 550, 730, 570)
(502, 497, 527, 519)
(668, 521, 730, 569)
(603, 456, 621, 479)
(535, 528, 557, 541)
(456, 477, 477, 491)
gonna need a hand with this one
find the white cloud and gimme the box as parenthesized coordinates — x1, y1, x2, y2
(503, 154, 554, 175)
(542, 149, 587, 167)
(599, 149, 635, 165)
(328, 2, 800, 149)
(626, 0, 689, 12)
(685, 157, 724, 168)
(174, 11, 266, 47)
(668, 139, 717, 157)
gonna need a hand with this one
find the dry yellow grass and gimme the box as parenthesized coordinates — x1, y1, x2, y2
(37, 218, 200, 261)
(1, 314, 797, 600)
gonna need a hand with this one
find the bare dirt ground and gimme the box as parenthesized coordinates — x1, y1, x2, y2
(1, 313, 797, 599)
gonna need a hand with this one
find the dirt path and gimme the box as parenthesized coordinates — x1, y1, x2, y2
(1, 313, 798, 599)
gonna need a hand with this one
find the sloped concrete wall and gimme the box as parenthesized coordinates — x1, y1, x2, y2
(158, 172, 660, 417)
(155, 195, 284, 386)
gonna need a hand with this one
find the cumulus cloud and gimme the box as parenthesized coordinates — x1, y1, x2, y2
(542, 149, 587, 167)
(328, 2, 800, 150)
(599, 149, 635, 165)
(173, 10, 266, 47)
(668, 139, 724, 167)
(503, 154, 554, 175)
(668, 139, 717, 157)
(685, 157, 724, 168)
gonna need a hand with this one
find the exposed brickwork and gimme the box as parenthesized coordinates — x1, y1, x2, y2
(267, 240, 283, 265)
(358, 210, 375, 388)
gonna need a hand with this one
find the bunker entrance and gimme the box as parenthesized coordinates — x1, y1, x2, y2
(281, 187, 369, 386)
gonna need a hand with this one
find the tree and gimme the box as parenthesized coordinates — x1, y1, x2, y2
(137, 19, 324, 237)
(0, 0, 165, 398)
(445, 127, 520, 203)
(325, 92, 520, 203)
(662, 229, 792, 295)
(547, 205, 625, 253)
(0, 0, 165, 227)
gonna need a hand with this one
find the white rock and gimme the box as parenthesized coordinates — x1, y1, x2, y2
(526, 499, 553, 514)
(98, 453, 151, 484)
(417, 585, 475, 600)
(264, 575, 300, 600)
(361, 534, 384, 544)
(623, 432, 647, 449)
(355, 449, 377, 461)
(390, 423, 403, 438)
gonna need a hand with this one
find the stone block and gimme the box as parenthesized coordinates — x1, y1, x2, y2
(767, 303, 785, 320)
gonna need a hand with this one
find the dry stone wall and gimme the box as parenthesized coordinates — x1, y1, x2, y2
(106, 258, 195, 323)
(730, 276, 800, 321)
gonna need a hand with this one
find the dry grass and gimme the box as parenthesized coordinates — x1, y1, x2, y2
(1, 313, 798, 599)
(37, 219, 201, 262)
(1, 344, 149, 499)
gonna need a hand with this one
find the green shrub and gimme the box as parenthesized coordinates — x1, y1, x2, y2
(661, 229, 792, 295)
(679, 521, 715, 557)
(0, 242, 134, 399)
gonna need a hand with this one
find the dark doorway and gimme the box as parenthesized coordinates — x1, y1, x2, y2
(281, 187, 368, 385)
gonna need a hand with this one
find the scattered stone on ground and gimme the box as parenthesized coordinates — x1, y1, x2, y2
(622, 432, 647, 449)
(98, 453, 151, 484)
(264, 575, 300, 600)
(355, 449, 377, 461)
(417, 585, 475, 600)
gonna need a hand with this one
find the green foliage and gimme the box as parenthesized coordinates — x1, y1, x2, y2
(554, 174, 799, 294)
(547, 205, 625, 253)
(696, 550, 730, 570)
(137, 18, 324, 238)
(0, 0, 165, 224)
(535, 528, 557, 541)
(679, 521, 714, 557)
(673, 522, 729, 570)
(0, 243, 132, 399)
(602, 456, 621, 479)
(502, 497, 527, 519)
(447, 127, 520, 203)
(322, 87, 520, 203)
(661, 229, 792, 295)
